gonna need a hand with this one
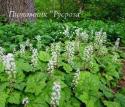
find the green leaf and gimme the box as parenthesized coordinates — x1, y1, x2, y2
(8, 91, 21, 104)
(39, 51, 50, 62)
(78, 92, 98, 107)
(0, 92, 8, 107)
(100, 84, 113, 98)
(27, 94, 49, 107)
(73, 56, 83, 69)
(39, 62, 48, 72)
(115, 93, 125, 107)
(90, 61, 99, 73)
(0, 62, 4, 73)
(77, 72, 100, 92)
(103, 101, 121, 107)
(25, 72, 47, 95)
(0, 82, 8, 91)
(76, 72, 100, 105)
(16, 59, 32, 72)
(14, 82, 25, 91)
(28, 103, 49, 107)
(0, 73, 8, 82)
(14, 71, 25, 90)
(22, 62, 33, 72)
(62, 63, 72, 73)
(70, 97, 81, 107)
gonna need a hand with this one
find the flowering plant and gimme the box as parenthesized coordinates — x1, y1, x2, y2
(0, 29, 124, 107)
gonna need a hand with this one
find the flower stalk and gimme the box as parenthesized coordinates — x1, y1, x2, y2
(51, 82, 61, 107)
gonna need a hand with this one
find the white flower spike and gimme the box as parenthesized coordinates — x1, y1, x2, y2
(51, 82, 61, 107)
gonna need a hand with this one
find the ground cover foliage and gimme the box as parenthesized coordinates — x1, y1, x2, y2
(0, 24, 125, 107)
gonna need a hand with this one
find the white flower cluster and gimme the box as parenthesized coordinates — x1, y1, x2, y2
(31, 48, 38, 68)
(72, 69, 80, 90)
(63, 25, 70, 37)
(29, 43, 33, 51)
(75, 28, 82, 37)
(75, 40, 80, 51)
(25, 39, 33, 51)
(25, 39, 30, 47)
(0, 47, 5, 59)
(3, 53, 16, 78)
(13, 48, 17, 54)
(51, 82, 61, 107)
(90, 30, 94, 36)
(35, 35, 42, 50)
(47, 59, 55, 73)
(80, 31, 89, 42)
(112, 53, 119, 63)
(48, 43, 61, 73)
(66, 41, 75, 64)
(20, 43, 26, 55)
(114, 38, 120, 50)
(75, 28, 89, 42)
(48, 51, 58, 73)
(83, 45, 94, 62)
(35, 35, 41, 41)
(98, 46, 108, 56)
(22, 97, 29, 106)
(94, 30, 108, 55)
(94, 30, 107, 47)
(51, 43, 61, 55)
(20, 39, 33, 55)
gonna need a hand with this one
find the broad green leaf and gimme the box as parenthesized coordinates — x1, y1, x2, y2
(0, 82, 8, 91)
(0, 73, 8, 82)
(103, 101, 121, 107)
(8, 91, 21, 104)
(73, 56, 83, 69)
(76, 72, 100, 105)
(70, 97, 81, 107)
(115, 93, 125, 107)
(16, 59, 32, 72)
(0, 92, 8, 107)
(22, 62, 33, 72)
(25, 72, 47, 95)
(14, 82, 25, 91)
(62, 63, 72, 73)
(90, 61, 99, 73)
(27, 95, 49, 107)
(100, 84, 113, 98)
(39, 51, 50, 62)
(77, 72, 100, 92)
(14, 71, 25, 91)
